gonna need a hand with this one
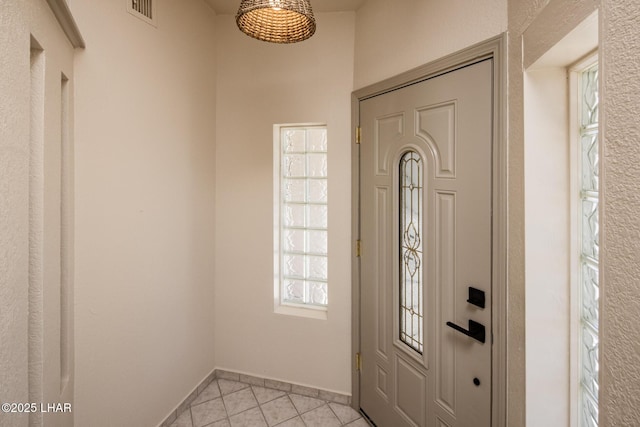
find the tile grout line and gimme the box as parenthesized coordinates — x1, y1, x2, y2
(248, 382, 269, 427)
(188, 405, 194, 427)
(218, 384, 230, 423)
(270, 394, 300, 427)
(283, 394, 300, 425)
(326, 401, 341, 424)
(255, 387, 291, 427)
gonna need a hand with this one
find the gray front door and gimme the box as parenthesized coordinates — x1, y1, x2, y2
(359, 59, 493, 427)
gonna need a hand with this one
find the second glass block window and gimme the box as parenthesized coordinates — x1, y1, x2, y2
(578, 62, 599, 427)
(280, 126, 328, 307)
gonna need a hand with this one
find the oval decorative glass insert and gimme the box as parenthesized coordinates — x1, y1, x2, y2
(399, 151, 424, 354)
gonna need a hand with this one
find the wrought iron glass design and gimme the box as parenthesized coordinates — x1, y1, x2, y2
(280, 127, 328, 306)
(579, 63, 599, 427)
(399, 151, 424, 354)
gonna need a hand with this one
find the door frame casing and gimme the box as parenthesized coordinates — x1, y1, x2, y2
(351, 34, 508, 427)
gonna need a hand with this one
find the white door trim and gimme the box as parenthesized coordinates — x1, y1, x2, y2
(351, 34, 508, 427)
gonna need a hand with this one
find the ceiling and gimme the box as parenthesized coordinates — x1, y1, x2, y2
(206, 0, 367, 15)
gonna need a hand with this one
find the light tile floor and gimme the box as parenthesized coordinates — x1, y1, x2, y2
(169, 378, 371, 427)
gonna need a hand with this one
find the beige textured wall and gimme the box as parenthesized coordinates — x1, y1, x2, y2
(600, 0, 640, 424)
(0, 2, 30, 425)
(214, 12, 355, 394)
(67, 0, 217, 425)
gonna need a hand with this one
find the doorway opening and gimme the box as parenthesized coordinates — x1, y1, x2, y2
(351, 36, 507, 427)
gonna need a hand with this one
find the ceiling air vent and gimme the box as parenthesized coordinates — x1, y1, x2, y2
(127, 0, 156, 27)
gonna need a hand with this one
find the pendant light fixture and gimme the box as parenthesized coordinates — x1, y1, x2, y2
(236, 0, 316, 44)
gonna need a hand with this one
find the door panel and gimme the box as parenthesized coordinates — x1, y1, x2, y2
(359, 59, 493, 427)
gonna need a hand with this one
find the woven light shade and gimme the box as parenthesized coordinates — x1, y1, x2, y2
(236, 0, 316, 44)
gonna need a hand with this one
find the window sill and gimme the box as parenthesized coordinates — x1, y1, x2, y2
(274, 303, 328, 320)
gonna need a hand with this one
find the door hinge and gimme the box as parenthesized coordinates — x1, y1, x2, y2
(356, 239, 361, 257)
(355, 126, 361, 144)
(356, 352, 362, 371)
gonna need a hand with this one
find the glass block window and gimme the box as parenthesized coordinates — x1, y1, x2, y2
(578, 63, 599, 427)
(399, 151, 424, 354)
(275, 125, 328, 308)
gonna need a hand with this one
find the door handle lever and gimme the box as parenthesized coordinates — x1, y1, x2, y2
(446, 319, 486, 343)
